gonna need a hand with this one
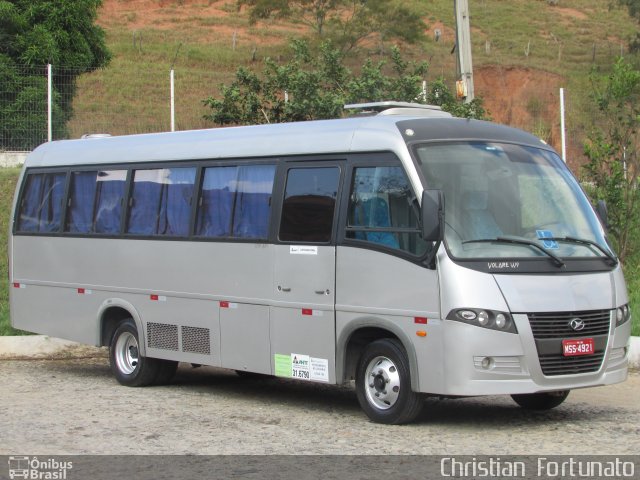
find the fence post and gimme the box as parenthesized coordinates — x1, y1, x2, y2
(559, 87, 567, 163)
(47, 64, 52, 142)
(170, 69, 175, 132)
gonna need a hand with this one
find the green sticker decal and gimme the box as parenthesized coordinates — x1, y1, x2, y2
(274, 353, 292, 377)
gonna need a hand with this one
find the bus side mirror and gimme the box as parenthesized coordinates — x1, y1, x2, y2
(421, 189, 444, 242)
(596, 200, 609, 230)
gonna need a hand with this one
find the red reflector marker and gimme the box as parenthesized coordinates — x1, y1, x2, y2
(302, 308, 313, 316)
(13, 282, 20, 288)
(150, 294, 159, 301)
(220, 301, 229, 308)
(414, 317, 428, 324)
(78, 288, 85, 294)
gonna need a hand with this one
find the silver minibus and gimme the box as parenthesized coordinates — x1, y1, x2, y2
(9, 102, 631, 424)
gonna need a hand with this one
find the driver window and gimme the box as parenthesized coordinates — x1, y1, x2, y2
(346, 165, 427, 256)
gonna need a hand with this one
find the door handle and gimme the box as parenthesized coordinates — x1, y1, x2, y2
(277, 286, 291, 292)
(315, 289, 331, 295)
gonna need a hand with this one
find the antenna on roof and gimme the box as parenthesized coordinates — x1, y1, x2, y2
(344, 101, 451, 118)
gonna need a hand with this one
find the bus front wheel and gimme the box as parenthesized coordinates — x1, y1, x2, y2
(355, 338, 423, 424)
(109, 319, 177, 387)
(511, 390, 570, 410)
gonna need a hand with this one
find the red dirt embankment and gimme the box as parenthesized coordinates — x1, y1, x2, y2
(97, 1, 573, 163)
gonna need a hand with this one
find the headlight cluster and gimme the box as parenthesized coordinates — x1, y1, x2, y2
(447, 308, 518, 334)
(616, 304, 631, 326)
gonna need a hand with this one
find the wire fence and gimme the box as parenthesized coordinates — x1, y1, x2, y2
(0, 62, 601, 173)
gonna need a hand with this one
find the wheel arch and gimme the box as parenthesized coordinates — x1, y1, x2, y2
(337, 317, 420, 392)
(97, 299, 146, 356)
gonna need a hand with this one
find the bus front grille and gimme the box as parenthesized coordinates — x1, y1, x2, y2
(527, 310, 611, 376)
(528, 310, 611, 339)
(538, 352, 605, 375)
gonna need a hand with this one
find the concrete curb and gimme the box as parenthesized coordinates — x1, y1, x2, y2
(629, 336, 640, 369)
(0, 335, 637, 367)
(0, 335, 106, 359)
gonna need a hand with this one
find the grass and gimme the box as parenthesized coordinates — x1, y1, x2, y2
(0, 168, 29, 336)
(64, 0, 640, 140)
(623, 252, 640, 337)
(67, 27, 288, 137)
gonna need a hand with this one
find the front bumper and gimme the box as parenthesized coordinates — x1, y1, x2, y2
(435, 314, 630, 396)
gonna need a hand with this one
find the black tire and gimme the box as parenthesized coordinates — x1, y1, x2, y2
(511, 390, 570, 410)
(109, 318, 166, 387)
(355, 338, 423, 424)
(155, 360, 179, 385)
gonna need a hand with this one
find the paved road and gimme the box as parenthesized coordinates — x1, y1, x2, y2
(1, 356, 638, 455)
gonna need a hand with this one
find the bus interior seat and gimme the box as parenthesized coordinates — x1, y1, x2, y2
(461, 190, 502, 240)
(354, 196, 399, 249)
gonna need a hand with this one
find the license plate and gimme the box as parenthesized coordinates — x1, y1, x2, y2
(562, 338, 595, 356)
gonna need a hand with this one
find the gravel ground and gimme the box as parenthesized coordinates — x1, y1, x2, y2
(0, 355, 638, 456)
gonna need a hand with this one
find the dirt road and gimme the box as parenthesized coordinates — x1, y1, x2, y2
(1, 356, 638, 455)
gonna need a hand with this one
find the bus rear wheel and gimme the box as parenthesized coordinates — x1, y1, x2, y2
(355, 338, 423, 424)
(511, 390, 570, 410)
(109, 319, 177, 387)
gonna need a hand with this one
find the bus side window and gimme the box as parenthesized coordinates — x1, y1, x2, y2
(127, 167, 196, 236)
(279, 167, 340, 243)
(346, 166, 427, 256)
(66, 171, 98, 233)
(94, 170, 127, 234)
(232, 165, 276, 239)
(195, 164, 276, 240)
(17, 172, 66, 233)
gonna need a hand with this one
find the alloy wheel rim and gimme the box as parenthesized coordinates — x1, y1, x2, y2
(364, 355, 401, 410)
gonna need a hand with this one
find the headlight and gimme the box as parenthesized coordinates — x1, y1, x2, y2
(616, 304, 631, 326)
(447, 308, 518, 334)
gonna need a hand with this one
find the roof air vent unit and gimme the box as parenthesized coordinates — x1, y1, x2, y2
(344, 101, 452, 118)
(81, 133, 112, 139)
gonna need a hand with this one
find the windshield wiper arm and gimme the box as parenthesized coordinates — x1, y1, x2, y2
(547, 236, 618, 266)
(463, 236, 565, 267)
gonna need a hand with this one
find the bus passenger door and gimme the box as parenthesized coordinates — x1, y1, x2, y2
(270, 163, 343, 384)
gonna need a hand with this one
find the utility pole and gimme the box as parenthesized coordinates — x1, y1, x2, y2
(454, 0, 474, 103)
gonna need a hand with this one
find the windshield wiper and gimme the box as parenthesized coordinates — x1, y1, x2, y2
(463, 236, 565, 268)
(546, 236, 618, 266)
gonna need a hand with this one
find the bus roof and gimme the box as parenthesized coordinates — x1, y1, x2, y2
(24, 115, 549, 168)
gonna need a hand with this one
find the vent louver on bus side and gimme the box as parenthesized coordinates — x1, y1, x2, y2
(181, 326, 211, 355)
(147, 322, 179, 351)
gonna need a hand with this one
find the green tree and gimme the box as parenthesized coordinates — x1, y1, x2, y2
(583, 57, 640, 261)
(203, 40, 486, 126)
(237, 0, 426, 52)
(618, 0, 640, 52)
(0, 0, 110, 150)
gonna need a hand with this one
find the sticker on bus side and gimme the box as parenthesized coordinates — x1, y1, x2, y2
(290, 245, 318, 255)
(274, 353, 329, 382)
(274, 353, 292, 377)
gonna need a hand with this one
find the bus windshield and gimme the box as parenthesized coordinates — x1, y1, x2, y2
(415, 142, 613, 261)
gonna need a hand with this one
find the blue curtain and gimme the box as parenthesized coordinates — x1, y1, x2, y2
(196, 167, 237, 237)
(128, 168, 196, 236)
(18, 174, 44, 231)
(127, 170, 164, 235)
(18, 173, 65, 232)
(232, 165, 275, 239)
(162, 167, 196, 236)
(67, 172, 97, 233)
(41, 173, 66, 232)
(94, 170, 126, 234)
